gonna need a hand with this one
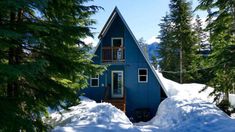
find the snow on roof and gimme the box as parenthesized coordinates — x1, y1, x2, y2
(154, 69, 214, 101)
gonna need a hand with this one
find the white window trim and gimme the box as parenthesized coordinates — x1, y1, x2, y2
(90, 75, 99, 87)
(138, 68, 148, 83)
(111, 71, 124, 98)
(111, 37, 124, 61)
(111, 37, 123, 47)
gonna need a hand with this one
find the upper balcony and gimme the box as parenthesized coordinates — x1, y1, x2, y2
(102, 46, 125, 63)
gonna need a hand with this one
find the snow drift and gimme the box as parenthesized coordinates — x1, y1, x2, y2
(45, 96, 138, 132)
(141, 96, 235, 132)
(46, 70, 235, 132)
(136, 70, 235, 132)
(155, 70, 214, 101)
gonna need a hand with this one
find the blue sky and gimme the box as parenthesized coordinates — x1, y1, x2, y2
(85, 0, 207, 45)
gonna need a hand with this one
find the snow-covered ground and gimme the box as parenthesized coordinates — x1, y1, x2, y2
(45, 70, 235, 132)
(44, 96, 138, 132)
(155, 70, 214, 101)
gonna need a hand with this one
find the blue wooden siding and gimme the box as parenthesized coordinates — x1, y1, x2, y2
(81, 10, 164, 119)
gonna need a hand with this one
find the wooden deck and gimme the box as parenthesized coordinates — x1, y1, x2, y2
(102, 46, 125, 63)
(103, 85, 126, 112)
(103, 98, 126, 112)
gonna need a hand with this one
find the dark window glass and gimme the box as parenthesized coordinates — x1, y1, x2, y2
(91, 79, 98, 86)
(92, 75, 98, 78)
(139, 76, 147, 82)
(113, 39, 122, 47)
(139, 69, 147, 75)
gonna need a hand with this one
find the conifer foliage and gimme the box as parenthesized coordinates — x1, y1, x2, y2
(197, 0, 235, 102)
(158, 14, 179, 81)
(0, 0, 104, 131)
(194, 15, 210, 55)
(158, 0, 197, 83)
(190, 15, 211, 83)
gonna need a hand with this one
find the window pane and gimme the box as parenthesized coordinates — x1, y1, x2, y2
(113, 39, 122, 47)
(91, 75, 98, 79)
(139, 69, 147, 75)
(113, 72, 122, 95)
(91, 79, 98, 86)
(139, 76, 147, 82)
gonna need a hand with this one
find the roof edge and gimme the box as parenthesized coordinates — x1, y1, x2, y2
(94, 7, 169, 97)
(98, 7, 119, 39)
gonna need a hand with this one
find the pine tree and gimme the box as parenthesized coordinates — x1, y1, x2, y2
(171, 0, 197, 83)
(158, 13, 179, 81)
(159, 0, 197, 83)
(197, 0, 235, 103)
(194, 15, 209, 53)
(138, 37, 149, 59)
(0, 0, 105, 131)
(190, 15, 211, 83)
(150, 55, 158, 69)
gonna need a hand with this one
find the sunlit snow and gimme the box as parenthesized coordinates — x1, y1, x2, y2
(45, 70, 235, 132)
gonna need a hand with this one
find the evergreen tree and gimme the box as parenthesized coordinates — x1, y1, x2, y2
(159, 0, 197, 83)
(158, 13, 179, 81)
(0, 0, 105, 131)
(194, 15, 210, 54)
(138, 37, 149, 59)
(197, 0, 235, 103)
(190, 15, 211, 83)
(170, 0, 197, 83)
(150, 55, 158, 69)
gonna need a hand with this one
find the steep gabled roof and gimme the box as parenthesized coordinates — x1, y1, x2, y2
(95, 7, 168, 97)
(98, 7, 118, 39)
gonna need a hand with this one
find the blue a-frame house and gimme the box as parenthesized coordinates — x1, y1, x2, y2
(82, 7, 168, 121)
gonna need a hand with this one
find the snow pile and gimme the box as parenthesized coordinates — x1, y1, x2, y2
(136, 71, 235, 132)
(156, 70, 214, 101)
(229, 94, 235, 107)
(46, 96, 137, 132)
(47, 70, 235, 132)
(145, 96, 235, 132)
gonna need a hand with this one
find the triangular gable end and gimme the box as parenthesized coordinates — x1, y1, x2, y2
(98, 7, 118, 39)
(94, 7, 168, 97)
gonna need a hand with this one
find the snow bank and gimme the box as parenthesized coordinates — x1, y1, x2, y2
(47, 71, 235, 132)
(155, 70, 214, 102)
(229, 94, 235, 107)
(145, 96, 235, 132)
(46, 96, 138, 132)
(137, 71, 235, 132)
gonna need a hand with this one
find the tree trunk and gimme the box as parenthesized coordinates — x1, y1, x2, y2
(232, 1, 235, 35)
(207, 9, 213, 51)
(0, 14, 2, 25)
(180, 46, 183, 83)
(7, 9, 23, 97)
(224, 91, 229, 101)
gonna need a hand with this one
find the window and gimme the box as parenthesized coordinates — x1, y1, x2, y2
(112, 38, 124, 61)
(138, 68, 148, 83)
(112, 38, 123, 47)
(90, 75, 99, 87)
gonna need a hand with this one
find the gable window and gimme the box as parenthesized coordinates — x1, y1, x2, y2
(90, 75, 99, 87)
(102, 38, 125, 63)
(138, 68, 148, 83)
(112, 38, 124, 61)
(112, 38, 123, 47)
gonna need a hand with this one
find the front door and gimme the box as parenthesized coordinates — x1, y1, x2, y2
(111, 71, 124, 98)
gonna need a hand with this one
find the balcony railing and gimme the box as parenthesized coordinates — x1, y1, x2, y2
(102, 47, 125, 63)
